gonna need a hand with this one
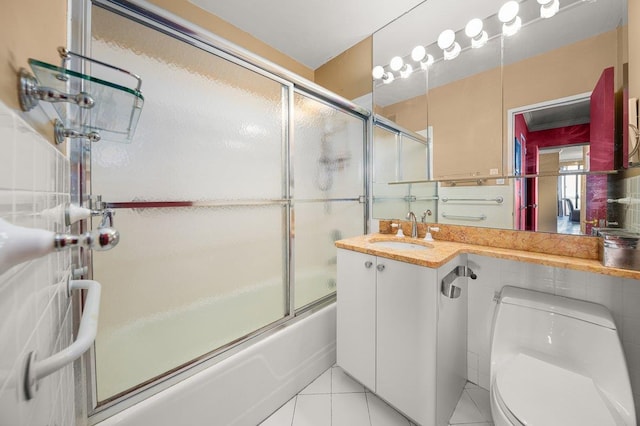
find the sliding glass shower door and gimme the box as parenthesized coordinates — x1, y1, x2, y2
(86, 3, 366, 406)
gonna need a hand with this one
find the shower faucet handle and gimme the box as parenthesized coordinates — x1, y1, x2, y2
(87, 227, 120, 251)
(99, 209, 115, 228)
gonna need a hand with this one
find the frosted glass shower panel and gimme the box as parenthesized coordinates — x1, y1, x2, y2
(401, 135, 428, 181)
(372, 126, 409, 219)
(93, 205, 286, 400)
(294, 201, 364, 309)
(373, 125, 398, 184)
(91, 8, 285, 201)
(293, 92, 365, 199)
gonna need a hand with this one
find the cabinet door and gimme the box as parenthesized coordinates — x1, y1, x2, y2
(336, 249, 376, 391)
(376, 257, 438, 426)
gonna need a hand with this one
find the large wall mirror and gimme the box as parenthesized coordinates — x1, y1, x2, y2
(371, 0, 629, 236)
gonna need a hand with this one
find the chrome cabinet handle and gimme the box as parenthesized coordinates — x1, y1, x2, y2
(377, 264, 385, 272)
(364, 261, 373, 268)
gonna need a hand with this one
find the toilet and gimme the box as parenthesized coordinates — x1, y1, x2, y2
(489, 286, 636, 426)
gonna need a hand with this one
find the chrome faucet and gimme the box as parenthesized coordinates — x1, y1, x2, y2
(406, 211, 418, 238)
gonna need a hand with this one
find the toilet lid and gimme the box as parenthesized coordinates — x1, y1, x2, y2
(495, 353, 619, 426)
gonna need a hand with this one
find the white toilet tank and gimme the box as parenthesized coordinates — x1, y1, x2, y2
(490, 286, 636, 425)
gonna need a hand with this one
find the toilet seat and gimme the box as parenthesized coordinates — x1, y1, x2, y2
(494, 353, 620, 426)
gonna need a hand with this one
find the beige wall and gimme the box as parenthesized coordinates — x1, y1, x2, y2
(0, 0, 318, 142)
(147, 0, 314, 81)
(503, 29, 619, 111)
(380, 94, 427, 131)
(315, 37, 372, 100)
(0, 0, 67, 139)
(430, 68, 503, 179)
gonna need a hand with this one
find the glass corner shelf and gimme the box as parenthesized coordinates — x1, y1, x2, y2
(18, 49, 144, 144)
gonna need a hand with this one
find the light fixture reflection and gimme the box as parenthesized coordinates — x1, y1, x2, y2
(400, 64, 413, 78)
(390, 56, 404, 71)
(372, 65, 385, 80)
(465, 18, 488, 48)
(411, 45, 434, 69)
(437, 29, 461, 60)
(411, 45, 426, 62)
(537, 0, 560, 18)
(499, 1, 522, 36)
(419, 54, 435, 70)
(382, 72, 395, 84)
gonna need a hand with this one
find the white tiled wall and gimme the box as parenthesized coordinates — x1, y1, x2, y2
(0, 101, 75, 426)
(466, 253, 640, 411)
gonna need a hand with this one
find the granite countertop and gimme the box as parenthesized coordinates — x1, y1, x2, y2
(335, 233, 640, 280)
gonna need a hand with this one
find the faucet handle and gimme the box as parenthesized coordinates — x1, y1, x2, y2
(424, 226, 440, 242)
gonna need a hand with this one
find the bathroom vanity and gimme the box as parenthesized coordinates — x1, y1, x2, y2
(336, 241, 468, 426)
(336, 229, 640, 426)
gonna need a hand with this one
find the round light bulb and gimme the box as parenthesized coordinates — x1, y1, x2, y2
(465, 18, 483, 38)
(437, 29, 456, 50)
(438, 30, 461, 60)
(382, 72, 395, 84)
(411, 45, 426, 62)
(372, 65, 385, 80)
(390, 56, 404, 71)
(465, 18, 488, 48)
(499, 1, 520, 23)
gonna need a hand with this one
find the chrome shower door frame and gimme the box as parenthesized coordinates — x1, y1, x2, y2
(68, 0, 370, 422)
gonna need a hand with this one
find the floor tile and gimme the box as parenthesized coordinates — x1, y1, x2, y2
(332, 366, 365, 393)
(292, 394, 331, 426)
(261, 365, 493, 426)
(332, 393, 370, 426)
(299, 369, 331, 395)
(367, 393, 411, 426)
(466, 387, 492, 421)
(448, 391, 485, 424)
(449, 423, 493, 426)
(260, 396, 296, 426)
(464, 381, 480, 390)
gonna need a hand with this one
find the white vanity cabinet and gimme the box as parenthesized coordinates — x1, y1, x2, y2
(336, 249, 377, 390)
(337, 248, 467, 426)
(375, 253, 438, 425)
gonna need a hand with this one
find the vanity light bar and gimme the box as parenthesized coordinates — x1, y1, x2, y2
(372, 0, 585, 84)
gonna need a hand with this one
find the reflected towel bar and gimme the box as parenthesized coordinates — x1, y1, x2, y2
(441, 196, 503, 204)
(441, 213, 487, 221)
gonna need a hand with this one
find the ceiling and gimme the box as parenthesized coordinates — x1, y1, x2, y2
(188, 0, 426, 70)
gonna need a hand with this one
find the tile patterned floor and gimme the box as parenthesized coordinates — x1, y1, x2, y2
(259, 366, 493, 426)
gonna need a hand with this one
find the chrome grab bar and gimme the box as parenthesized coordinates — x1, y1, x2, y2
(24, 279, 101, 399)
(441, 213, 487, 221)
(441, 196, 503, 204)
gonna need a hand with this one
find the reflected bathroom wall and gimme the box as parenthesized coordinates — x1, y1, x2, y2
(372, 119, 437, 221)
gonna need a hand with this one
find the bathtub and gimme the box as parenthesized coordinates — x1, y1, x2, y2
(95, 303, 336, 426)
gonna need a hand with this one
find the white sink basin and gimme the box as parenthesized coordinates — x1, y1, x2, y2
(371, 241, 431, 250)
